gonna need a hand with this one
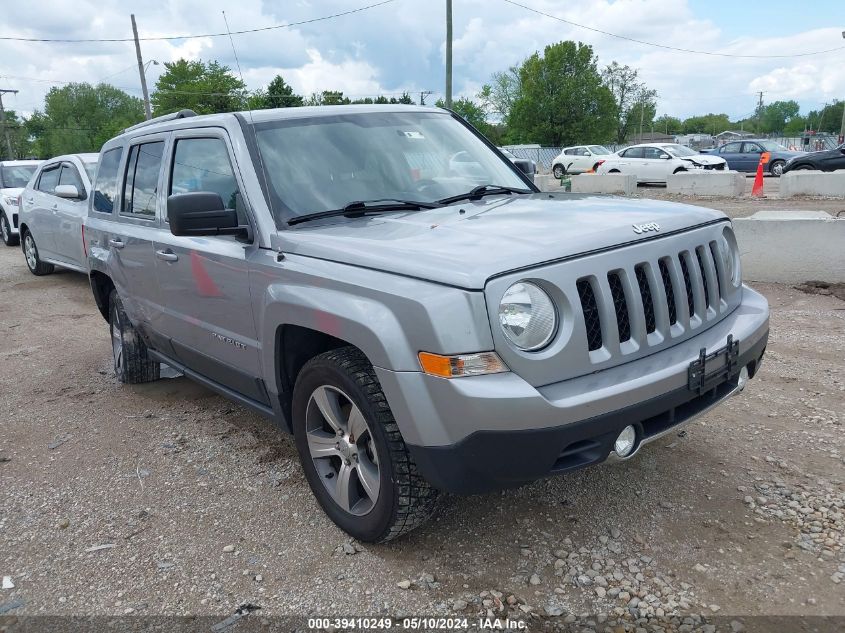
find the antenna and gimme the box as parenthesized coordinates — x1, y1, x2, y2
(222, 10, 275, 233)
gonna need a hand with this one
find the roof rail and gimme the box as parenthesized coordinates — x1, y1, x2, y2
(122, 109, 198, 134)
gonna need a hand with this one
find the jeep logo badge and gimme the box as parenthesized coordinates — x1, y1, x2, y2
(632, 222, 660, 234)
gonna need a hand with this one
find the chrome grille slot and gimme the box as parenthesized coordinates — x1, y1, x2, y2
(576, 278, 603, 352)
(658, 258, 678, 326)
(607, 271, 631, 343)
(695, 247, 711, 309)
(678, 252, 696, 318)
(708, 241, 723, 299)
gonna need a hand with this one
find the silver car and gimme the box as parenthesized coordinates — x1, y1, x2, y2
(83, 106, 769, 542)
(18, 153, 98, 275)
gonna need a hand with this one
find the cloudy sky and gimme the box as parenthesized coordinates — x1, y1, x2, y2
(0, 0, 843, 120)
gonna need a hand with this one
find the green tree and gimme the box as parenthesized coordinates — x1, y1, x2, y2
(260, 75, 303, 108)
(654, 114, 683, 136)
(806, 101, 843, 134)
(479, 64, 522, 121)
(26, 83, 143, 157)
(434, 96, 502, 143)
(0, 110, 33, 159)
(757, 100, 801, 134)
(506, 41, 616, 146)
(151, 59, 246, 115)
(682, 113, 731, 135)
(602, 62, 657, 143)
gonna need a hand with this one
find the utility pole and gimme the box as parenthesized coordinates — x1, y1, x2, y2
(756, 91, 764, 131)
(419, 90, 432, 106)
(445, 0, 453, 108)
(840, 32, 845, 144)
(0, 88, 19, 159)
(131, 14, 152, 120)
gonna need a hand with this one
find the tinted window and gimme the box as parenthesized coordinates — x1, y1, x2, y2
(622, 147, 644, 158)
(170, 137, 242, 221)
(37, 165, 61, 193)
(122, 142, 164, 217)
(720, 142, 743, 154)
(59, 164, 85, 195)
(0, 164, 38, 188)
(93, 148, 123, 214)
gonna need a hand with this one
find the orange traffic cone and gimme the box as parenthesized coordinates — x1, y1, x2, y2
(751, 158, 764, 197)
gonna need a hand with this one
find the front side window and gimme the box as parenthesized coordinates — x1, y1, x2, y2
(0, 164, 38, 188)
(59, 164, 85, 196)
(93, 148, 123, 214)
(642, 147, 664, 159)
(170, 137, 242, 222)
(36, 165, 61, 194)
(252, 111, 528, 228)
(122, 141, 164, 217)
(743, 143, 763, 154)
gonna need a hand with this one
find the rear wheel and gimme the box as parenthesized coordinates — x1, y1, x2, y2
(292, 347, 438, 543)
(769, 160, 785, 177)
(109, 289, 160, 384)
(552, 164, 565, 179)
(22, 231, 53, 275)
(1, 212, 18, 246)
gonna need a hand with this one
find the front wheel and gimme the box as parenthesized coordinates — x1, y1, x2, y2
(109, 289, 160, 384)
(769, 160, 785, 177)
(22, 231, 53, 275)
(552, 164, 565, 179)
(293, 347, 438, 543)
(1, 212, 18, 246)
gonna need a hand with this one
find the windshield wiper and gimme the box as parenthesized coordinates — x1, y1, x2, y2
(437, 184, 532, 206)
(288, 198, 440, 226)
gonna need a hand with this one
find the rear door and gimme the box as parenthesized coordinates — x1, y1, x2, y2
(152, 130, 264, 403)
(52, 161, 88, 269)
(718, 142, 744, 170)
(24, 162, 62, 257)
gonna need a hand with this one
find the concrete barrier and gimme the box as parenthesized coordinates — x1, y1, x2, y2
(666, 171, 745, 197)
(780, 169, 845, 197)
(570, 173, 637, 195)
(733, 211, 845, 283)
(534, 174, 562, 192)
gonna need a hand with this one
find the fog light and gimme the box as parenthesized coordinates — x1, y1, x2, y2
(614, 425, 637, 457)
(737, 365, 749, 391)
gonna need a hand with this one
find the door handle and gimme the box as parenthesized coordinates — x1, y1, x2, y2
(156, 249, 178, 262)
(108, 238, 125, 249)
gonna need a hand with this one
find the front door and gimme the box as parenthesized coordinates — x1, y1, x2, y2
(740, 142, 764, 172)
(152, 130, 264, 404)
(52, 161, 88, 269)
(25, 163, 61, 258)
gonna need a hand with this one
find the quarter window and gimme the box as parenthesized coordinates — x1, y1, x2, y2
(93, 147, 123, 213)
(170, 137, 242, 221)
(36, 165, 61, 194)
(122, 141, 164, 217)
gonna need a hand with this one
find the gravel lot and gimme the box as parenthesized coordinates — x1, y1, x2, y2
(0, 242, 843, 631)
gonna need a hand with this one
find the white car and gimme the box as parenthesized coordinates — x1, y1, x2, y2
(551, 145, 613, 177)
(0, 159, 43, 247)
(596, 143, 727, 184)
(18, 153, 98, 275)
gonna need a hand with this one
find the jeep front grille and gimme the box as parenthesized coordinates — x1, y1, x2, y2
(577, 241, 727, 356)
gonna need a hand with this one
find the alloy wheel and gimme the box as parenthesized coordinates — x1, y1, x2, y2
(24, 235, 37, 270)
(110, 302, 124, 375)
(1, 216, 8, 242)
(305, 385, 380, 516)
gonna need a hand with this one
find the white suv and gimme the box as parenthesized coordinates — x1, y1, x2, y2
(0, 160, 43, 247)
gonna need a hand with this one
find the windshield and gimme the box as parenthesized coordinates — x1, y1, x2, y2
(588, 145, 611, 155)
(1, 164, 38, 188)
(252, 111, 528, 227)
(82, 161, 98, 183)
(660, 144, 699, 157)
(758, 141, 788, 152)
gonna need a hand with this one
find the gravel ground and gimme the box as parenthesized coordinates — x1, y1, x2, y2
(0, 243, 843, 631)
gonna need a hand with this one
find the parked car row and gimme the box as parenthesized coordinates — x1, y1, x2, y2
(2, 105, 769, 545)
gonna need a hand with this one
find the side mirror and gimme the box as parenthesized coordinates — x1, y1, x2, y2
(513, 158, 535, 176)
(659, 154, 671, 160)
(167, 192, 245, 237)
(55, 184, 80, 199)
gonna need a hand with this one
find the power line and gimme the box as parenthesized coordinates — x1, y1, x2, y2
(0, 0, 398, 43)
(502, 0, 845, 59)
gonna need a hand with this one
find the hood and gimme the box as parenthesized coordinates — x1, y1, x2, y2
(0, 187, 23, 201)
(272, 194, 727, 289)
(681, 154, 725, 165)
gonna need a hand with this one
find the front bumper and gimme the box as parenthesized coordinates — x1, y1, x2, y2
(376, 285, 769, 495)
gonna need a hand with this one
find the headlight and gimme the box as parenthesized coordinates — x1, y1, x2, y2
(2, 196, 17, 207)
(721, 226, 741, 287)
(498, 281, 557, 351)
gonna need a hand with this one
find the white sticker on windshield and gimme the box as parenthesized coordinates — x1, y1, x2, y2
(402, 131, 425, 139)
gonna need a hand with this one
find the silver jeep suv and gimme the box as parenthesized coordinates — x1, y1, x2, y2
(83, 105, 769, 542)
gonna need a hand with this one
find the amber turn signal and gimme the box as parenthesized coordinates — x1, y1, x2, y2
(418, 351, 508, 378)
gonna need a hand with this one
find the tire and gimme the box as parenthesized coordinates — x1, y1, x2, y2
(552, 164, 565, 179)
(292, 347, 438, 543)
(1, 212, 18, 246)
(109, 289, 160, 384)
(768, 160, 785, 177)
(22, 230, 54, 276)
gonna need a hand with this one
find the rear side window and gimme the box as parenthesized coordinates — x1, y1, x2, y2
(93, 148, 123, 213)
(122, 142, 164, 217)
(170, 137, 239, 210)
(36, 165, 61, 193)
(622, 147, 644, 158)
